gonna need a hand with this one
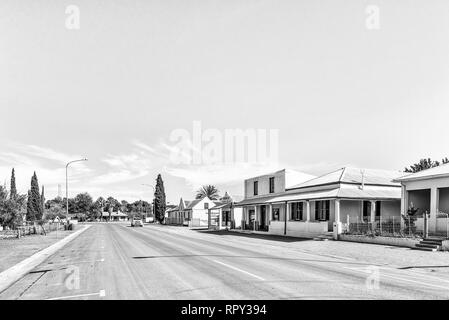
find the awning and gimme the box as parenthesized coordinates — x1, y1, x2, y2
(268, 189, 339, 203)
(235, 196, 278, 206)
(267, 185, 400, 203)
(337, 185, 400, 199)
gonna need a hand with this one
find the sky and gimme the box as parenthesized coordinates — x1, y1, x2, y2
(1, 0, 449, 204)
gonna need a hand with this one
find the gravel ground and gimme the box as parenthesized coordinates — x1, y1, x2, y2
(0, 229, 75, 273)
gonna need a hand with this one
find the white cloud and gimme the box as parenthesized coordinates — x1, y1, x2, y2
(165, 162, 283, 190)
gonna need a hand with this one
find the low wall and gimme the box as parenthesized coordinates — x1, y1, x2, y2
(339, 234, 421, 248)
(268, 221, 328, 238)
(416, 217, 449, 236)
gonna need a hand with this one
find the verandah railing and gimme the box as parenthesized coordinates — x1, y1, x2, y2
(343, 216, 424, 238)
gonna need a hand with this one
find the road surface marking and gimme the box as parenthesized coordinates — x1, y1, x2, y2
(46, 289, 106, 300)
(212, 260, 265, 281)
(342, 266, 449, 291)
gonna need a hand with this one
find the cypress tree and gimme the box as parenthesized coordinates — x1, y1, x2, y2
(154, 174, 166, 223)
(28, 172, 42, 221)
(26, 190, 34, 221)
(40, 185, 45, 218)
(10, 168, 17, 200)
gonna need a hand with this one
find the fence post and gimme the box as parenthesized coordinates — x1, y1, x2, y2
(408, 216, 411, 236)
(446, 213, 449, 239)
(356, 216, 359, 234)
(380, 216, 382, 236)
(347, 215, 349, 234)
(392, 216, 395, 236)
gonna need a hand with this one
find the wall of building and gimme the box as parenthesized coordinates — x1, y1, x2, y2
(340, 200, 362, 223)
(380, 200, 401, 219)
(286, 221, 328, 238)
(439, 187, 449, 213)
(232, 207, 243, 228)
(244, 170, 285, 199)
(407, 189, 431, 215)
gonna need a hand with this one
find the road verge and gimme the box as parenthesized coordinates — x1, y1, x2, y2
(0, 225, 91, 293)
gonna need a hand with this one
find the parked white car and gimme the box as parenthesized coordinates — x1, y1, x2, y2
(131, 219, 144, 227)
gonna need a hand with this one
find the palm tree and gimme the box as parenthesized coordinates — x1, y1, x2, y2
(195, 185, 220, 200)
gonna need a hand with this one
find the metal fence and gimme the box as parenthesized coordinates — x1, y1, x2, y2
(241, 221, 269, 232)
(0, 222, 65, 239)
(343, 216, 424, 238)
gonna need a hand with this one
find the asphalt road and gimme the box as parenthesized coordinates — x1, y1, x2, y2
(1, 223, 449, 300)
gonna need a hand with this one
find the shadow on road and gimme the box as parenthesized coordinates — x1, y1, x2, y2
(131, 254, 375, 266)
(194, 230, 311, 243)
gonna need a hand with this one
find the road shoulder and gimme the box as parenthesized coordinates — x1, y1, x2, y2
(0, 225, 91, 293)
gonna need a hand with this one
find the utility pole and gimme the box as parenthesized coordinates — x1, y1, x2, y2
(65, 158, 88, 218)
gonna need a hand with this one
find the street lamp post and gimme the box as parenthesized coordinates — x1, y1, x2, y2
(66, 158, 88, 218)
(141, 184, 155, 222)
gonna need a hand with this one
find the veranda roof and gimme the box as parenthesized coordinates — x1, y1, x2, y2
(268, 185, 400, 203)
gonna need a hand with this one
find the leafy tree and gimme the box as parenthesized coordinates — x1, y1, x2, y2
(154, 174, 166, 223)
(10, 168, 17, 200)
(195, 185, 220, 200)
(92, 197, 106, 220)
(74, 193, 93, 212)
(404, 158, 449, 173)
(26, 190, 33, 220)
(0, 186, 26, 228)
(105, 196, 120, 212)
(44, 197, 66, 221)
(120, 200, 129, 213)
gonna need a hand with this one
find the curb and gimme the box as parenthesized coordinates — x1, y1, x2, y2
(0, 225, 91, 294)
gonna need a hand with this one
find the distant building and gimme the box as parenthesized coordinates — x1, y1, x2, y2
(101, 211, 128, 222)
(166, 197, 216, 228)
(208, 192, 244, 230)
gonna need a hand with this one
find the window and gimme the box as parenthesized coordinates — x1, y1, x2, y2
(315, 200, 330, 220)
(254, 181, 258, 196)
(272, 208, 280, 221)
(204, 203, 209, 209)
(269, 177, 275, 193)
(291, 202, 303, 221)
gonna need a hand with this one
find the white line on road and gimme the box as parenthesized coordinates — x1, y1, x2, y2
(46, 289, 106, 300)
(212, 260, 265, 281)
(342, 266, 449, 291)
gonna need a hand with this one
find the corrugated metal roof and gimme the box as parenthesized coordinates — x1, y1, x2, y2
(337, 185, 401, 199)
(394, 163, 449, 182)
(268, 189, 339, 203)
(101, 211, 128, 217)
(186, 199, 202, 209)
(235, 195, 278, 206)
(288, 167, 401, 189)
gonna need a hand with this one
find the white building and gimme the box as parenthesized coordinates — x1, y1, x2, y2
(208, 193, 243, 230)
(394, 163, 449, 236)
(166, 197, 216, 228)
(237, 167, 402, 239)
